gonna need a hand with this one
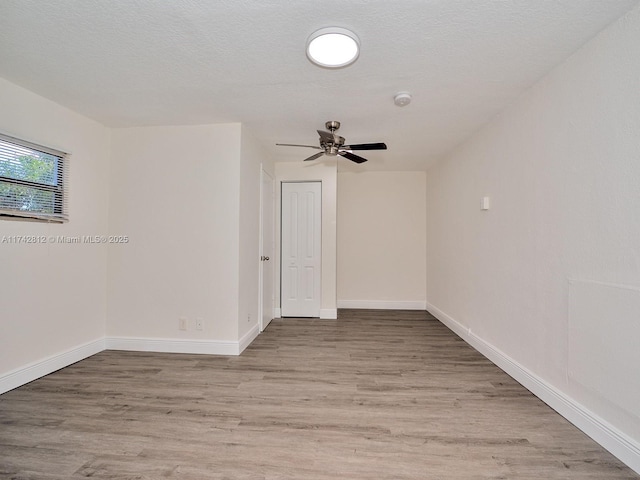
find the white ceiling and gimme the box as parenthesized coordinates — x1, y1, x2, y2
(1, 0, 638, 171)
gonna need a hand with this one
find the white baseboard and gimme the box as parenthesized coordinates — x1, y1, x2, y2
(275, 308, 337, 319)
(1, 328, 264, 394)
(0, 338, 105, 395)
(426, 302, 640, 475)
(337, 300, 427, 310)
(239, 324, 260, 354)
(105, 336, 242, 356)
(319, 308, 338, 319)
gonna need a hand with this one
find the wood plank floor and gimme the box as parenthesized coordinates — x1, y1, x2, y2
(1, 309, 637, 479)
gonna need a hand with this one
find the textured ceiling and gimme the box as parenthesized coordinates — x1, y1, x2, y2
(0, 0, 638, 171)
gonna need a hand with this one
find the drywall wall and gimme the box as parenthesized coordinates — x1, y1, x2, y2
(426, 5, 640, 471)
(337, 171, 426, 309)
(0, 77, 110, 383)
(274, 160, 338, 318)
(238, 126, 273, 340)
(107, 124, 242, 344)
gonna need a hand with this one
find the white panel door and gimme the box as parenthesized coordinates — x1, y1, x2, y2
(259, 169, 275, 331)
(281, 182, 321, 317)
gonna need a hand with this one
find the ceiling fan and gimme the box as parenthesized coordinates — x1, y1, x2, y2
(276, 121, 387, 164)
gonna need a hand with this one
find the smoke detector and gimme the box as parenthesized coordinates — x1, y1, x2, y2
(394, 92, 412, 107)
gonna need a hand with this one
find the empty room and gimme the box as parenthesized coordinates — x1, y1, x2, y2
(1, 1, 639, 478)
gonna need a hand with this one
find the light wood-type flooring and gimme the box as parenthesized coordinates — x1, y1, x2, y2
(1, 309, 637, 479)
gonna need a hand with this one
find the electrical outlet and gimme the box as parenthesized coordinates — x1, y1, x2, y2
(196, 317, 203, 331)
(247, 313, 251, 323)
(179, 317, 188, 331)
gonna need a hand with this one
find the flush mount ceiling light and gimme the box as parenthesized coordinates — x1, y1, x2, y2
(306, 27, 360, 68)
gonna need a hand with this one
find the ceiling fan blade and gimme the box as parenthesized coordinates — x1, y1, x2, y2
(341, 142, 387, 151)
(339, 151, 368, 164)
(304, 152, 325, 162)
(276, 143, 321, 149)
(317, 130, 337, 144)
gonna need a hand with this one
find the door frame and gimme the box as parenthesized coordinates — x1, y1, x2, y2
(274, 160, 338, 320)
(259, 167, 275, 332)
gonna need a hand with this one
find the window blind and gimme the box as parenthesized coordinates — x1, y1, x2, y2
(0, 133, 69, 223)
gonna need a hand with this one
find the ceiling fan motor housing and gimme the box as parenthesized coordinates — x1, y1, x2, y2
(326, 145, 340, 156)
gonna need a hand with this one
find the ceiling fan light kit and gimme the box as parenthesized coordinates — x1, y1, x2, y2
(306, 27, 360, 68)
(276, 121, 387, 164)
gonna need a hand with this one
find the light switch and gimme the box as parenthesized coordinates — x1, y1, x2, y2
(481, 196, 490, 211)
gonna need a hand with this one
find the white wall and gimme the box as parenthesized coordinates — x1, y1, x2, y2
(0, 77, 110, 385)
(426, 5, 640, 471)
(275, 160, 338, 318)
(337, 171, 426, 309)
(107, 124, 242, 344)
(1, 112, 273, 376)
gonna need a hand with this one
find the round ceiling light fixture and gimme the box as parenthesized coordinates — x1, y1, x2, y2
(306, 27, 360, 68)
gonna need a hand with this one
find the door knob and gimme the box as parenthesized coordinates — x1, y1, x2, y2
(265, 256, 269, 261)
(260, 256, 270, 261)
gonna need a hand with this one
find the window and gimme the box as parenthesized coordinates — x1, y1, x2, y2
(0, 133, 69, 222)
